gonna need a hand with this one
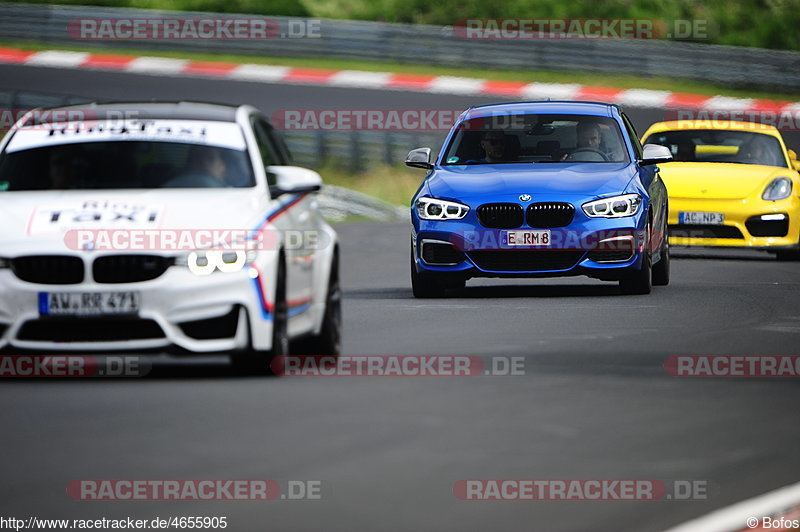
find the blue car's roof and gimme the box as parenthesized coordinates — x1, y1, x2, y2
(461, 101, 618, 120)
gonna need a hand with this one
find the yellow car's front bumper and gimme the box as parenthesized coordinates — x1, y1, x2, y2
(668, 195, 800, 249)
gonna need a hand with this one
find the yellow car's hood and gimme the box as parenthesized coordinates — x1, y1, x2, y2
(659, 162, 792, 200)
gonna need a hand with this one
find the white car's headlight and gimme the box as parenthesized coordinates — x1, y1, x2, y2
(582, 194, 642, 218)
(416, 196, 470, 220)
(175, 249, 258, 276)
(762, 177, 793, 201)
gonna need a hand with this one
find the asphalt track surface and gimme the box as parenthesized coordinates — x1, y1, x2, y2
(1, 65, 800, 532)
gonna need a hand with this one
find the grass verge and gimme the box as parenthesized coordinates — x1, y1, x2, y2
(319, 162, 422, 207)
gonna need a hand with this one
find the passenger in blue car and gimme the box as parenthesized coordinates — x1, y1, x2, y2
(475, 130, 519, 163)
(479, 131, 506, 162)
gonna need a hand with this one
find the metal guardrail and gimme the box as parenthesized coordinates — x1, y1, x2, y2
(0, 3, 799, 91)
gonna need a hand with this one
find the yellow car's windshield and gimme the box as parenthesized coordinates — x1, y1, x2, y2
(643, 129, 787, 168)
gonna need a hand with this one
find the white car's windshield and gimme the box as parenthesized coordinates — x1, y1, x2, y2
(0, 119, 255, 190)
(442, 114, 631, 165)
(643, 129, 787, 168)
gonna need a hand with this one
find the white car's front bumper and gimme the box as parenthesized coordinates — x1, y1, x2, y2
(0, 262, 275, 353)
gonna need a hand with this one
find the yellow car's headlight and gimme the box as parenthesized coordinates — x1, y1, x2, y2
(763, 177, 793, 201)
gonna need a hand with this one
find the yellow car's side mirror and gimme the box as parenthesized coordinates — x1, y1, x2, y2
(787, 150, 800, 171)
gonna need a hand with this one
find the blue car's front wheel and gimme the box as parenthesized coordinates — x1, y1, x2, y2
(619, 222, 653, 295)
(410, 244, 465, 298)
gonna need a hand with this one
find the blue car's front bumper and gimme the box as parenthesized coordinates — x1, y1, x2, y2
(411, 200, 649, 281)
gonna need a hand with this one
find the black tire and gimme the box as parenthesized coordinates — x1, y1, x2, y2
(232, 257, 289, 375)
(652, 232, 670, 286)
(292, 249, 342, 358)
(620, 224, 653, 295)
(410, 245, 465, 298)
(776, 246, 800, 261)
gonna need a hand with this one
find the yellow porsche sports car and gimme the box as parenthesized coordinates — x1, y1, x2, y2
(641, 120, 800, 260)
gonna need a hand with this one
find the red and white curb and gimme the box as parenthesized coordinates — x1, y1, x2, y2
(1, 46, 799, 113)
(664, 480, 800, 532)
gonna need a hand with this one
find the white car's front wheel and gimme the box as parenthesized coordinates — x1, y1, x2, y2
(233, 257, 289, 375)
(293, 249, 342, 357)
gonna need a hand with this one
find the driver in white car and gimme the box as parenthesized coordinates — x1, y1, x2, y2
(165, 146, 229, 187)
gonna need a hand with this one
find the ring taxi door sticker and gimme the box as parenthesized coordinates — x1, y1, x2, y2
(27, 200, 164, 236)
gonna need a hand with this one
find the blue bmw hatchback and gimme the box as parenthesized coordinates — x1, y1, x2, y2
(407, 101, 672, 297)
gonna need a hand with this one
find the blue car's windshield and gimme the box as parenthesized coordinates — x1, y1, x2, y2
(442, 113, 630, 165)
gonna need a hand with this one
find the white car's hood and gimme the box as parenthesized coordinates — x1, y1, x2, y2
(0, 189, 269, 255)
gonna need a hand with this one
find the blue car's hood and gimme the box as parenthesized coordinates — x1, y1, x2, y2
(426, 163, 637, 201)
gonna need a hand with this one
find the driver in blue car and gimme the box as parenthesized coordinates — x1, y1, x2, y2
(562, 121, 605, 161)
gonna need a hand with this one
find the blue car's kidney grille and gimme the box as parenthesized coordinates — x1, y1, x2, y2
(526, 203, 575, 228)
(468, 250, 584, 272)
(477, 203, 523, 229)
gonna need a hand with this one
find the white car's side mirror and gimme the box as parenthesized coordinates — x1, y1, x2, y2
(640, 144, 673, 166)
(267, 166, 322, 197)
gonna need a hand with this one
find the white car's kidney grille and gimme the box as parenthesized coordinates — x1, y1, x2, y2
(9, 255, 174, 285)
(92, 255, 174, 284)
(10, 256, 84, 284)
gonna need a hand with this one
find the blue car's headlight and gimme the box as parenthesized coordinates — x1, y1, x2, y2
(416, 196, 470, 220)
(762, 177, 793, 201)
(582, 194, 642, 218)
